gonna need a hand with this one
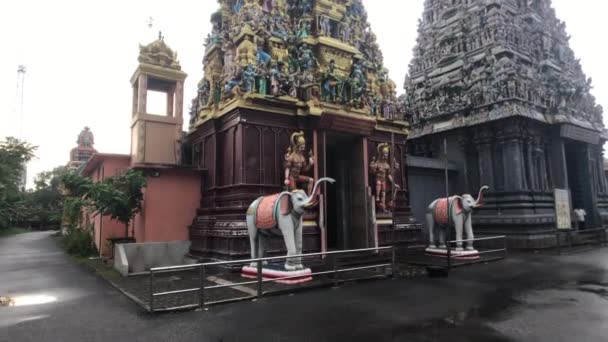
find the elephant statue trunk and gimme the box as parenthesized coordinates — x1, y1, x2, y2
(474, 186, 489, 208)
(304, 177, 334, 209)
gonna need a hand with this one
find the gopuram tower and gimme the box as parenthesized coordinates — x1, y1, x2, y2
(187, 0, 419, 260)
(404, 0, 608, 247)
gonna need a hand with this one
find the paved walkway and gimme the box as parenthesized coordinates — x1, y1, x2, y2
(2, 231, 608, 341)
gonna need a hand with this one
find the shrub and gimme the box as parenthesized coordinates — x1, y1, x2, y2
(63, 225, 97, 257)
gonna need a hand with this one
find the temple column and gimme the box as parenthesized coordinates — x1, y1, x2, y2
(500, 124, 526, 191)
(137, 74, 148, 114)
(595, 147, 607, 194)
(525, 136, 537, 191)
(175, 81, 184, 119)
(537, 138, 549, 191)
(474, 128, 495, 189)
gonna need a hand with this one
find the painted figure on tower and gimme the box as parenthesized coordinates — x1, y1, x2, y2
(370, 143, 400, 212)
(284, 131, 314, 195)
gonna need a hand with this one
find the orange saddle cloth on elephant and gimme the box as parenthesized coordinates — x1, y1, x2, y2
(255, 193, 291, 230)
(433, 197, 463, 225)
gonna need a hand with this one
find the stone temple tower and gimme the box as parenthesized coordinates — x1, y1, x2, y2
(404, 0, 608, 247)
(186, 0, 420, 260)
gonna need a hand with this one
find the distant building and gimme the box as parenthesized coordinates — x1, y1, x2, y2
(67, 127, 97, 172)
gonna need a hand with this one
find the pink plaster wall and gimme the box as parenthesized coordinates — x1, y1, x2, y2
(83, 154, 201, 257)
(133, 168, 201, 243)
(84, 155, 131, 257)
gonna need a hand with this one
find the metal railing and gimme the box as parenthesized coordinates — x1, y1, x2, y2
(445, 235, 508, 268)
(402, 235, 508, 269)
(556, 227, 608, 255)
(148, 246, 395, 312)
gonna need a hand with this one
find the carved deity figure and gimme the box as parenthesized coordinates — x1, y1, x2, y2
(284, 131, 315, 195)
(323, 60, 340, 103)
(242, 64, 257, 93)
(197, 78, 211, 108)
(370, 143, 400, 212)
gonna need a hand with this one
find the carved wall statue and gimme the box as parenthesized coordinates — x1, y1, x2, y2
(284, 131, 315, 195)
(370, 143, 400, 212)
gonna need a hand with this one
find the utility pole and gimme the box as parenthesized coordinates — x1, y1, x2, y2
(16, 65, 26, 140)
(15, 65, 27, 191)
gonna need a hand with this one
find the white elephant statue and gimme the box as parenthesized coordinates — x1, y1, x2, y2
(246, 178, 336, 271)
(426, 186, 489, 251)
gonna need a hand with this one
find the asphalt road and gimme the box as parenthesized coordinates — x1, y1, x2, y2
(2, 231, 608, 342)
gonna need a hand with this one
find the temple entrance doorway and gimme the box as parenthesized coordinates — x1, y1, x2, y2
(325, 134, 369, 250)
(565, 141, 596, 228)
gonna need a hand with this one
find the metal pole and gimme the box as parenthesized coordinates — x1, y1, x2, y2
(333, 255, 339, 288)
(444, 137, 452, 270)
(391, 247, 396, 279)
(149, 270, 155, 312)
(256, 259, 263, 299)
(199, 266, 206, 309)
(503, 236, 508, 259)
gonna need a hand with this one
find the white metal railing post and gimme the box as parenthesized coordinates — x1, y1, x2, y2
(256, 259, 263, 299)
(198, 265, 206, 309)
(149, 270, 155, 312)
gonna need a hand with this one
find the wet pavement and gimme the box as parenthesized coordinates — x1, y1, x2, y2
(2, 232, 608, 341)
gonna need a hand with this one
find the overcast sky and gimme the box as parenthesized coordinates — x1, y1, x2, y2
(0, 0, 606, 187)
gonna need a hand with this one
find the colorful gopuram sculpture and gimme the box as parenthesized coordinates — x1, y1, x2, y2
(189, 0, 405, 123)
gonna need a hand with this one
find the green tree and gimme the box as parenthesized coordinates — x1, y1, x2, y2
(89, 170, 147, 238)
(25, 166, 68, 229)
(0, 137, 37, 229)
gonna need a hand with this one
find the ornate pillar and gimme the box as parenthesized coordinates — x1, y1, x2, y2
(474, 128, 495, 189)
(137, 74, 148, 114)
(525, 135, 537, 191)
(537, 137, 550, 191)
(500, 123, 526, 191)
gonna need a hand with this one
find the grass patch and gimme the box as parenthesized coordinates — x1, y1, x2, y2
(72, 256, 121, 282)
(0, 227, 29, 238)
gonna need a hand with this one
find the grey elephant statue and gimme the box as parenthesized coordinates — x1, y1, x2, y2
(426, 186, 489, 251)
(246, 178, 336, 271)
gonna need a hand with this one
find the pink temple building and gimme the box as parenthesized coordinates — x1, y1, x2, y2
(79, 37, 201, 257)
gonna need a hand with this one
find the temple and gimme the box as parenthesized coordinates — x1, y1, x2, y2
(186, 0, 420, 260)
(67, 127, 97, 171)
(403, 0, 608, 247)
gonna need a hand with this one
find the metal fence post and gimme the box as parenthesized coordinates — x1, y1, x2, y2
(333, 254, 339, 288)
(199, 265, 206, 309)
(503, 236, 508, 258)
(391, 247, 397, 279)
(256, 259, 263, 299)
(149, 270, 155, 312)
(446, 242, 452, 270)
